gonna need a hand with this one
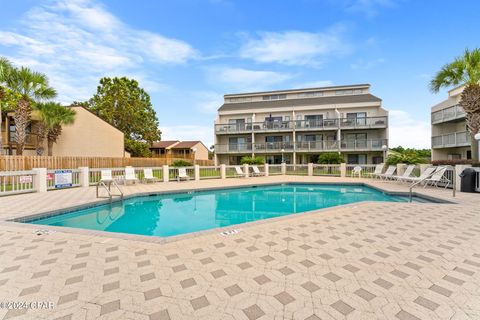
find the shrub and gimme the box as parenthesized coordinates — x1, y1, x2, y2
(386, 151, 426, 165)
(240, 156, 265, 165)
(317, 153, 344, 164)
(431, 159, 480, 167)
(171, 160, 192, 167)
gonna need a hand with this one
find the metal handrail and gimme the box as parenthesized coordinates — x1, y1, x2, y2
(408, 170, 437, 202)
(96, 180, 123, 202)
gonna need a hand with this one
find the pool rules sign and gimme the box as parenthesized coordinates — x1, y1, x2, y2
(54, 169, 73, 188)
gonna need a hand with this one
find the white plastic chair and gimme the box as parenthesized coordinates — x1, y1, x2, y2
(143, 168, 158, 183)
(234, 166, 247, 178)
(124, 167, 139, 185)
(100, 170, 113, 183)
(424, 167, 450, 188)
(251, 165, 265, 176)
(177, 167, 190, 181)
(392, 165, 416, 182)
(351, 166, 362, 178)
(369, 164, 384, 179)
(403, 167, 436, 184)
(378, 166, 396, 180)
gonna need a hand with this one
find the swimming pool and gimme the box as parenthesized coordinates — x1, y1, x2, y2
(29, 184, 428, 237)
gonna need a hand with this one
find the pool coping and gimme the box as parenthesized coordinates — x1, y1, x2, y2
(2, 181, 454, 245)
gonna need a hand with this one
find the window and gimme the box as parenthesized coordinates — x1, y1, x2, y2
(297, 91, 324, 98)
(262, 94, 287, 100)
(353, 89, 363, 94)
(335, 89, 354, 95)
(228, 97, 252, 103)
(347, 154, 367, 164)
(447, 154, 461, 160)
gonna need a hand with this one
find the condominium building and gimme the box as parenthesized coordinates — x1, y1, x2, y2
(431, 86, 471, 161)
(214, 84, 388, 165)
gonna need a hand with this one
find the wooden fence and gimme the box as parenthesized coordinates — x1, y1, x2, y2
(0, 155, 214, 171)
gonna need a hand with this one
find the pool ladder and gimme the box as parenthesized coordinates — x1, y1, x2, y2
(96, 180, 123, 202)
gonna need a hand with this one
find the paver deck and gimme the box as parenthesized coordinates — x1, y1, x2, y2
(0, 176, 479, 319)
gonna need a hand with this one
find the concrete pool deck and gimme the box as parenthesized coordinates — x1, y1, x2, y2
(0, 176, 479, 319)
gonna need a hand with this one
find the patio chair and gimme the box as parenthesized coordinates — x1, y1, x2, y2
(403, 167, 436, 184)
(423, 167, 450, 188)
(124, 167, 139, 185)
(176, 167, 190, 182)
(234, 166, 247, 178)
(143, 168, 159, 183)
(100, 169, 114, 183)
(377, 166, 396, 180)
(351, 166, 362, 178)
(392, 165, 416, 182)
(251, 165, 265, 177)
(369, 164, 384, 179)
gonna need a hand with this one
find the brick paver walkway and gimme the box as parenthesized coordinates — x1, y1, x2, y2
(0, 177, 479, 319)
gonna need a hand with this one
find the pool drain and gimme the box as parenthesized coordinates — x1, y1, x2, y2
(34, 229, 55, 236)
(220, 229, 240, 236)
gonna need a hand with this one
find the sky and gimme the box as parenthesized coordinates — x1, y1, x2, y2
(1, 0, 479, 149)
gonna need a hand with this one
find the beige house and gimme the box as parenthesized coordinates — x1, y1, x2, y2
(214, 84, 389, 165)
(1, 106, 126, 157)
(431, 86, 471, 161)
(150, 140, 210, 161)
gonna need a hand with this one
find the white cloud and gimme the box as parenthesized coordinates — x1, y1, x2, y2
(293, 80, 334, 89)
(192, 91, 224, 114)
(239, 28, 347, 66)
(0, 0, 197, 103)
(347, 0, 398, 18)
(208, 67, 292, 91)
(350, 58, 385, 70)
(161, 125, 214, 148)
(389, 110, 430, 149)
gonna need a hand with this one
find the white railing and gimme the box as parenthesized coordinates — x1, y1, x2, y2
(312, 164, 341, 176)
(431, 105, 466, 124)
(345, 164, 378, 177)
(432, 131, 471, 148)
(133, 167, 164, 181)
(199, 166, 221, 179)
(89, 168, 126, 185)
(269, 164, 283, 175)
(0, 170, 36, 196)
(285, 164, 309, 175)
(47, 169, 81, 190)
(169, 166, 195, 180)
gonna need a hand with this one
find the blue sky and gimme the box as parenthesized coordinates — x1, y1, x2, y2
(1, 0, 479, 148)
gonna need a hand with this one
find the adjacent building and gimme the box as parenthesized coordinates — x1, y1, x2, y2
(214, 84, 388, 165)
(150, 140, 210, 161)
(431, 86, 471, 161)
(1, 105, 126, 157)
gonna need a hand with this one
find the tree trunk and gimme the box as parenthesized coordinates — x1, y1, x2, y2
(47, 139, 54, 156)
(459, 84, 480, 161)
(13, 98, 31, 156)
(471, 133, 479, 161)
(0, 109, 3, 155)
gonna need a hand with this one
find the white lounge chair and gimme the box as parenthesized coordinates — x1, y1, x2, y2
(369, 164, 384, 179)
(143, 168, 159, 183)
(124, 167, 139, 185)
(403, 167, 436, 184)
(251, 165, 265, 176)
(100, 169, 114, 183)
(424, 167, 450, 188)
(176, 167, 190, 181)
(392, 165, 416, 182)
(234, 166, 247, 178)
(377, 166, 396, 180)
(351, 166, 362, 178)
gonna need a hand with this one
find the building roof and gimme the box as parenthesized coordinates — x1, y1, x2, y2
(150, 140, 179, 149)
(171, 141, 202, 149)
(218, 93, 382, 112)
(224, 84, 371, 98)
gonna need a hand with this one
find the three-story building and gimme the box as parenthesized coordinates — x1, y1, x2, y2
(214, 84, 388, 165)
(431, 86, 471, 161)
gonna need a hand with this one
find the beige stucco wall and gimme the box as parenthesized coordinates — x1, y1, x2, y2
(192, 142, 210, 160)
(432, 146, 471, 161)
(46, 107, 125, 157)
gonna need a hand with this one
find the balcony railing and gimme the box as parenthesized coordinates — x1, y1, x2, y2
(215, 116, 388, 134)
(1, 131, 38, 148)
(215, 139, 387, 153)
(431, 105, 466, 124)
(432, 131, 471, 148)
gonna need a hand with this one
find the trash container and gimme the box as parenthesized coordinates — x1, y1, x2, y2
(459, 168, 477, 193)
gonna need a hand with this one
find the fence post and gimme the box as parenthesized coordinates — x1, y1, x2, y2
(163, 165, 169, 183)
(281, 163, 286, 175)
(32, 168, 47, 193)
(396, 163, 406, 177)
(264, 163, 269, 177)
(340, 163, 346, 178)
(243, 164, 250, 177)
(194, 164, 200, 181)
(419, 164, 431, 174)
(220, 164, 226, 179)
(308, 163, 313, 176)
(78, 167, 89, 187)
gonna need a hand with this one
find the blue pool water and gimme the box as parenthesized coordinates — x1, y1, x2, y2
(29, 184, 424, 237)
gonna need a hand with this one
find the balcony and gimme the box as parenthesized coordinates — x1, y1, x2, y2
(432, 131, 471, 149)
(215, 116, 388, 134)
(431, 105, 466, 124)
(1, 131, 38, 149)
(215, 139, 387, 154)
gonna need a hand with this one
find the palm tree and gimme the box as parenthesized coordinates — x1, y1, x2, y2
(430, 48, 480, 161)
(4, 67, 56, 155)
(36, 102, 76, 156)
(0, 58, 13, 155)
